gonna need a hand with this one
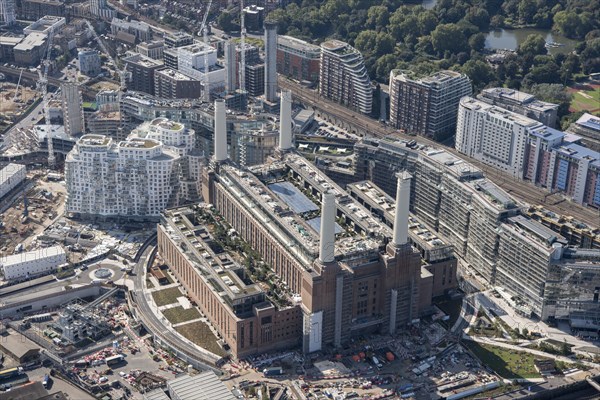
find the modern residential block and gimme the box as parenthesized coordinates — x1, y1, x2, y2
(65, 134, 180, 218)
(389, 70, 472, 140)
(277, 35, 320, 83)
(478, 87, 559, 128)
(123, 53, 164, 96)
(154, 68, 202, 99)
(319, 40, 372, 115)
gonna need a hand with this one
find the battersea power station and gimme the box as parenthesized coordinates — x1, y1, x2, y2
(157, 96, 456, 359)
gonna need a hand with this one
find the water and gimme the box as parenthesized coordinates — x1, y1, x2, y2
(421, 0, 437, 9)
(485, 28, 578, 55)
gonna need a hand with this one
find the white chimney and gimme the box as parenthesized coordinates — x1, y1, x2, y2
(279, 90, 292, 150)
(319, 192, 336, 263)
(393, 172, 412, 246)
(214, 99, 227, 162)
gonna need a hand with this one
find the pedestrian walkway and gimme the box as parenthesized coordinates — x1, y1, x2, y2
(464, 335, 599, 368)
(172, 317, 206, 328)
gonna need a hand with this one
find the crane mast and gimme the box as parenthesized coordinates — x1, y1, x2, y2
(239, 0, 246, 93)
(85, 20, 127, 90)
(40, 27, 55, 167)
(201, 0, 213, 102)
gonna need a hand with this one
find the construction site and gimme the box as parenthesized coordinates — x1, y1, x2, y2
(0, 170, 65, 255)
(0, 81, 39, 132)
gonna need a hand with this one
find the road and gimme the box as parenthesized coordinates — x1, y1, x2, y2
(130, 244, 220, 373)
(279, 77, 600, 226)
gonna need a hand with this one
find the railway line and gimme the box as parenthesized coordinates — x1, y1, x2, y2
(0, 66, 100, 98)
(279, 77, 600, 226)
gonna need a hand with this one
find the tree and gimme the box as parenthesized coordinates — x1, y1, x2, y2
(375, 32, 395, 56)
(553, 11, 580, 38)
(375, 54, 397, 82)
(431, 24, 467, 55)
(367, 5, 389, 31)
(462, 59, 493, 89)
(217, 10, 236, 32)
(466, 7, 490, 30)
(518, 34, 547, 57)
(418, 11, 438, 35)
(354, 30, 378, 56)
(581, 39, 600, 74)
(527, 83, 573, 118)
(490, 15, 505, 29)
(518, 0, 537, 24)
(469, 33, 486, 52)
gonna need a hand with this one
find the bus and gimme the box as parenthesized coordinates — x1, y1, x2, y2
(105, 354, 125, 367)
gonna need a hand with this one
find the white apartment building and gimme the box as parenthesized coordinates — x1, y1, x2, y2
(77, 49, 101, 76)
(65, 134, 180, 218)
(177, 43, 225, 95)
(131, 118, 203, 201)
(319, 40, 372, 115)
(1, 245, 67, 281)
(455, 97, 543, 178)
(0, 163, 26, 200)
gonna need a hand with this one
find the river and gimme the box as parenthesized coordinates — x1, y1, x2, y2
(485, 28, 578, 55)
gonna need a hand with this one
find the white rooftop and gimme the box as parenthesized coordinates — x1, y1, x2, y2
(0, 245, 66, 268)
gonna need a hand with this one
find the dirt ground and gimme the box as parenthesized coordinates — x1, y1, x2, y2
(0, 172, 67, 255)
(0, 82, 39, 114)
(90, 80, 120, 92)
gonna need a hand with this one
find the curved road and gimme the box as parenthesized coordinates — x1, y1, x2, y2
(279, 77, 600, 226)
(130, 243, 221, 373)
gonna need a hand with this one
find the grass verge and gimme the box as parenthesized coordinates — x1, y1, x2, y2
(151, 287, 182, 307)
(175, 321, 227, 357)
(162, 306, 201, 325)
(464, 341, 542, 379)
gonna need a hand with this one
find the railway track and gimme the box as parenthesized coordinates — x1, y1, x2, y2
(280, 78, 600, 226)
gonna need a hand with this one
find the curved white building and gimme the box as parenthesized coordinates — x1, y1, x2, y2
(319, 40, 372, 115)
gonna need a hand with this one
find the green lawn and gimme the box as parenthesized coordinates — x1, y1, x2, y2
(145, 278, 155, 289)
(162, 306, 201, 325)
(464, 341, 542, 379)
(175, 321, 227, 357)
(151, 287, 183, 307)
(570, 86, 600, 113)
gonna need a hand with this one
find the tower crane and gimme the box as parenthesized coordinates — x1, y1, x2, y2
(85, 20, 129, 90)
(239, 0, 246, 94)
(39, 27, 56, 167)
(200, 0, 213, 102)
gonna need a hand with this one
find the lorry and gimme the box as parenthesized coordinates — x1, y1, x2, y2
(262, 366, 283, 377)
